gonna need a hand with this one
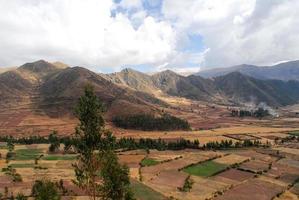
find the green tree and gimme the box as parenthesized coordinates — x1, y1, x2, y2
(99, 134, 135, 200)
(73, 84, 105, 200)
(73, 84, 134, 200)
(32, 179, 60, 200)
(16, 193, 28, 200)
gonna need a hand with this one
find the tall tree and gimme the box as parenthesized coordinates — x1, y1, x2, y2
(99, 133, 135, 200)
(73, 84, 134, 200)
(73, 84, 104, 200)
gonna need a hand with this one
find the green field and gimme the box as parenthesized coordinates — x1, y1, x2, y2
(9, 163, 35, 168)
(289, 131, 299, 136)
(15, 148, 43, 160)
(183, 160, 228, 177)
(131, 179, 165, 200)
(140, 158, 160, 167)
(42, 154, 77, 161)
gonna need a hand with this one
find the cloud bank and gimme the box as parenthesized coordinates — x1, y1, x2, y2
(0, 0, 298, 72)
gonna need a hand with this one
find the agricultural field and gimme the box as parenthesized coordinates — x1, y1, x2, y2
(0, 135, 298, 200)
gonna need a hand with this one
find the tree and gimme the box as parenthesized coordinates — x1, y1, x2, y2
(48, 131, 60, 153)
(99, 134, 135, 200)
(73, 84, 134, 200)
(15, 193, 28, 200)
(72, 84, 106, 200)
(31, 179, 60, 200)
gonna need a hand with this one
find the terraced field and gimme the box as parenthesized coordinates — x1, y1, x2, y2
(0, 135, 299, 200)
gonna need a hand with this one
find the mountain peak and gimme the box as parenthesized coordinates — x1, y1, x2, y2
(19, 60, 62, 75)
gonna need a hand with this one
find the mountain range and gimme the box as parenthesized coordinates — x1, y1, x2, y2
(1, 60, 299, 120)
(196, 60, 299, 81)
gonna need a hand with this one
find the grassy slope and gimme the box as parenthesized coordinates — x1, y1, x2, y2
(183, 160, 228, 177)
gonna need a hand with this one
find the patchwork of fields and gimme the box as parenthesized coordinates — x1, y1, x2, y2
(0, 132, 299, 200)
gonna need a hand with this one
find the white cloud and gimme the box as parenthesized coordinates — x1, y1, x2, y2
(0, 0, 299, 72)
(162, 0, 299, 69)
(0, 0, 176, 71)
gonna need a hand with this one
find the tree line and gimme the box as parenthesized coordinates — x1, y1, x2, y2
(112, 114, 191, 131)
(231, 107, 270, 118)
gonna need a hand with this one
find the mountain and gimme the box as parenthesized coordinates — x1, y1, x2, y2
(104, 68, 157, 94)
(214, 72, 299, 106)
(107, 69, 220, 102)
(0, 61, 166, 119)
(0, 60, 63, 106)
(0, 67, 17, 74)
(196, 60, 299, 81)
(151, 70, 219, 101)
(106, 67, 299, 106)
(2, 59, 299, 121)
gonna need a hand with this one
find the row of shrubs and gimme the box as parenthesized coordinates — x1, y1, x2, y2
(0, 134, 266, 152)
(112, 114, 191, 131)
(203, 139, 265, 150)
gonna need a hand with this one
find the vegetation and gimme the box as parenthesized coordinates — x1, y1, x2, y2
(140, 158, 159, 167)
(203, 139, 262, 150)
(73, 84, 134, 200)
(2, 165, 22, 182)
(48, 131, 60, 153)
(14, 148, 43, 160)
(9, 163, 35, 168)
(32, 179, 60, 200)
(288, 131, 299, 136)
(231, 107, 270, 118)
(15, 193, 28, 200)
(130, 179, 165, 200)
(179, 176, 194, 192)
(100, 145, 135, 200)
(42, 154, 77, 161)
(112, 114, 191, 131)
(183, 161, 227, 177)
(117, 137, 200, 151)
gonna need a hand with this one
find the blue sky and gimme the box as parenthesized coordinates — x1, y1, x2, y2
(0, 0, 298, 74)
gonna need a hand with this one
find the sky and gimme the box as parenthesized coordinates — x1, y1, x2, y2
(0, 0, 299, 74)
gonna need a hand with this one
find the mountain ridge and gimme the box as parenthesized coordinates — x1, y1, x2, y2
(196, 60, 299, 81)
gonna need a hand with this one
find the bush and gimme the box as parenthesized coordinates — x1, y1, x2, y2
(32, 179, 60, 200)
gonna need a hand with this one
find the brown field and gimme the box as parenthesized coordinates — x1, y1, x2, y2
(239, 159, 270, 173)
(213, 179, 285, 200)
(214, 154, 250, 165)
(147, 150, 183, 162)
(274, 191, 299, 200)
(214, 168, 254, 183)
(1, 100, 299, 199)
(223, 134, 261, 141)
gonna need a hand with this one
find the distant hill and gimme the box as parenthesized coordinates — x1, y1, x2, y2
(108, 68, 299, 106)
(0, 67, 17, 74)
(196, 60, 299, 81)
(214, 72, 299, 106)
(0, 60, 166, 118)
(107, 69, 220, 102)
(1, 59, 299, 120)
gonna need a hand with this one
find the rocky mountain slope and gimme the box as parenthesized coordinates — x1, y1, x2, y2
(1, 59, 299, 120)
(196, 60, 299, 81)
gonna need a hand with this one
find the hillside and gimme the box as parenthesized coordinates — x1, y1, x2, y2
(108, 68, 299, 106)
(197, 60, 299, 81)
(0, 60, 167, 119)
(107, 69, 220, 102)
(1, 59, 299, 118)
(214, 72, 299, 106)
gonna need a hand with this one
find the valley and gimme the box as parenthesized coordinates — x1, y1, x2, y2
(1, 60, 299, 199)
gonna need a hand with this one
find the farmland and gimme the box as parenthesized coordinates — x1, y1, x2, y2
(0, 133, 298, 200)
